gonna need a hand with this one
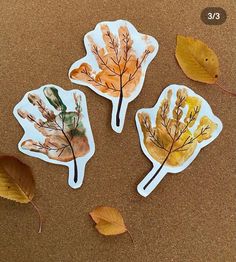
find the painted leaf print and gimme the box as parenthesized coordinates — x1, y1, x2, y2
(13, 85, 95, 189)
(69, 20, 158, 133)
(136, 84, 222, 197)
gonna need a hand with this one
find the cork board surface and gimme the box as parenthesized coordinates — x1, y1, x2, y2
(0, 0, 235, 261)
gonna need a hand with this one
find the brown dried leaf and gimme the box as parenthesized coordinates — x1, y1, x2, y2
(0, 155, 35, 203)
(0, 155, 42, 233)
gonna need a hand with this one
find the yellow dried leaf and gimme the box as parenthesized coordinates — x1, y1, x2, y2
(90, 206, 127, 236)
(0, 155, 42, 233)
(175, 35, 219, 84)
(0, 155, 35, 203)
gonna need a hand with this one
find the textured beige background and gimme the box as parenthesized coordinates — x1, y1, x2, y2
(0, 0, 235, 261)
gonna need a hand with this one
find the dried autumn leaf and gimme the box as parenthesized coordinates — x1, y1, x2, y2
(0, 155, 42, 233)
(175, 35, 219, 84)
(175, 35, 236, 96)
(90, 206, 132, 240)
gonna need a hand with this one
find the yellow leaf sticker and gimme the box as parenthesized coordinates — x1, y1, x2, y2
(0, 155, 42, 233)
(136, 85, 223, 197)
(90, 206, 131, 238)
(175, 35, 219, 84)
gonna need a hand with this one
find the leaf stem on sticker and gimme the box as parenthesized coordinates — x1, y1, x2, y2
(61, 129, 78, 183)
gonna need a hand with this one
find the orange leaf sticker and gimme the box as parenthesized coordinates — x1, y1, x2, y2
(69, 20, 159, 133)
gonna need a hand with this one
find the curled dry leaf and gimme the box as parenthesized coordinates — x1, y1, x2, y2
(175, 35, 236, 96)
(0, 155, 43, 233)
(90, 206, 133, 241)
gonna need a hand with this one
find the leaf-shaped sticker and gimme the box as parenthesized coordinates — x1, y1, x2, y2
(0, 155, 42, 233)
(136, 84, 223, 197)
(69, 20, 159, 133)
(13, 85, 95, 189)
